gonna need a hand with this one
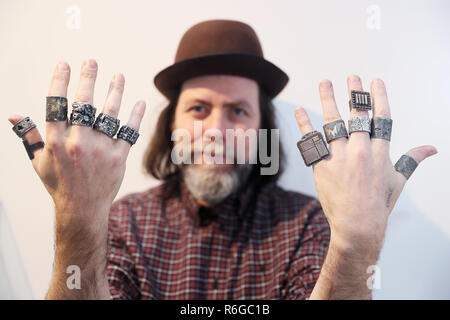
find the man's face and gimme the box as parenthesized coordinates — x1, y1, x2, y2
(172, 74, 261, 205)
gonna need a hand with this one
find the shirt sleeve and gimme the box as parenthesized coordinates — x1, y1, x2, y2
(106, 199, 141, 300)
(284, 198, 331, 300)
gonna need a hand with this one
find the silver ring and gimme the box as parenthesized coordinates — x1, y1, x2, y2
(348, 116, 371, 134)
(371, 117, 393, 141)
(46, 96, 68, 121)
(117, 125, 139, 145)
(394, 154, 418, 180)
(323, 119, 348, 143)
(93, 113, 120, 137)
(12, 117, 36, 138)
(69, 101, 97, 127)
(297, 130, 330, 167)
(349, 90, 372, 111)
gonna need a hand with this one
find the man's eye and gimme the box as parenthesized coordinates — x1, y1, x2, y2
(192, 105, 205, 112)
(233, 107, 245, 116)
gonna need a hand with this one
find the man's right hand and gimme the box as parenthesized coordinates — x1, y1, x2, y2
(8, 59, 146, 299)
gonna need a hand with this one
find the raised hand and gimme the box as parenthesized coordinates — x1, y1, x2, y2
(294, 75, 437, 299)
(8, 59, 146, 299)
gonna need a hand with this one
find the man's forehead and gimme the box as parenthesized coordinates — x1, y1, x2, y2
(180, 80, 258, 107)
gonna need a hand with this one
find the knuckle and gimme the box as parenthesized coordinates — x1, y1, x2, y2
(47, 138, 63, 153)
(80, 70, 97, 79)
(74, 93, 91, 102)
(103, 104, 120, 115)
(352, 148, 370, 163)
(112, 75, 125, 90)
(92, 143, 106, 158)
(52, 72, 68, 82)
(66, 141, 84, 158)
(110, 152, 124, 168)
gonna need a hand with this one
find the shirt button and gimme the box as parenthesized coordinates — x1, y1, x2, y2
(213, 278, 218, 289)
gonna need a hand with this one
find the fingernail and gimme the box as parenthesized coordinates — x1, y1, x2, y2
(319, 80, 332, 89)
(58, 61, 68, 71)
(88, 59, 97, 68)
(294, 107, 303, 116)
(374, 78, 384, 86)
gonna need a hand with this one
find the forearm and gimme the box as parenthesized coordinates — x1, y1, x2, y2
(310, 235, 381, 300)
(46, 206, 111, 300)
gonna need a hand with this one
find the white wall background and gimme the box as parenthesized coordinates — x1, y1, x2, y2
(0, 0, 449, 299)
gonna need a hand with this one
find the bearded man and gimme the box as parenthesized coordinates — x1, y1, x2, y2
(8, 19, 437, 300)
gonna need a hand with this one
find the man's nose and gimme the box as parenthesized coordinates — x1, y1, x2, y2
(203, 109, 229, 138)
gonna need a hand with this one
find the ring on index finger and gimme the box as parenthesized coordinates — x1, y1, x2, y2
(46, 96, 68, 121)
(297, 130, 330, 167)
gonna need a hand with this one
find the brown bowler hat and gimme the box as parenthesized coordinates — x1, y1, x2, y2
(154, 19, 289, 100)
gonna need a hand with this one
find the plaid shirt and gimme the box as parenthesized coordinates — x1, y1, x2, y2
(107, 177, 330, 300)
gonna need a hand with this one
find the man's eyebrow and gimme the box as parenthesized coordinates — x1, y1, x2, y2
(187, 98, 251, 108)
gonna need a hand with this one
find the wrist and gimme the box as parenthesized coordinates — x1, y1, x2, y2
(315, 238, 377, 300)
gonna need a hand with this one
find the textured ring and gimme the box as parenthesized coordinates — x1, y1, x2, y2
(297, 130, 330, 167)
(46, 96, 68, 121)
(371, 117, 393, 141)
(12, 117, 36, 138)
(323, 119, 348, 143)
(117, 125, 140, 145)
(69, 101, 97, 127)
(93, 113, 120, 137)
(394, 154, 418, 180)
(348, 116, 371, 134)
(349, 90, 372, 111)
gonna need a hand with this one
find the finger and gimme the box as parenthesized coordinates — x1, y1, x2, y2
(8, 115, 44, 163)
(396, 145, 438, 185)
(370, 78, 391, 153)
(116, 101, 146, 155)
(370, 78, 391, 119)
(347, 74, 370, 143)
(102, 73, 125, 118)
(319, 80, 342, 122)
(294, 107, 314, 136)
(318, 80, 346, 147)
(47, 61, 70, 138)
(74, 59, 98, 105)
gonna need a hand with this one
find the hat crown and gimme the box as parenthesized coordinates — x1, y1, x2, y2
(174, 19, 264, 63)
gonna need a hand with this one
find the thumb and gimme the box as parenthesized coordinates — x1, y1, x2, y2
(394, 145, 438, 184)
(405, 145, 438, 164)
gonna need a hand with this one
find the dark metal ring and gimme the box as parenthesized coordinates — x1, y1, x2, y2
(46, 96, 68, 121)
(12, 117, 36, 138)
(371, 117, 393, 141)
(394, 155, 418, 180)
(93, 113, 120, 137)
(349, 90, 372, 111)
(69, 101, 97, 127)
(296, 130, 330, 167)
(117, 125, 140, 145)
(23, 140, 45, 160)
(323, 119, 348, 143)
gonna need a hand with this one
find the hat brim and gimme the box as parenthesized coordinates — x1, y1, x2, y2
(154, 53, 289, 100)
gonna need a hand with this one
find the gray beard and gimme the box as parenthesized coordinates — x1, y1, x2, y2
(181, 164, 253, 206)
